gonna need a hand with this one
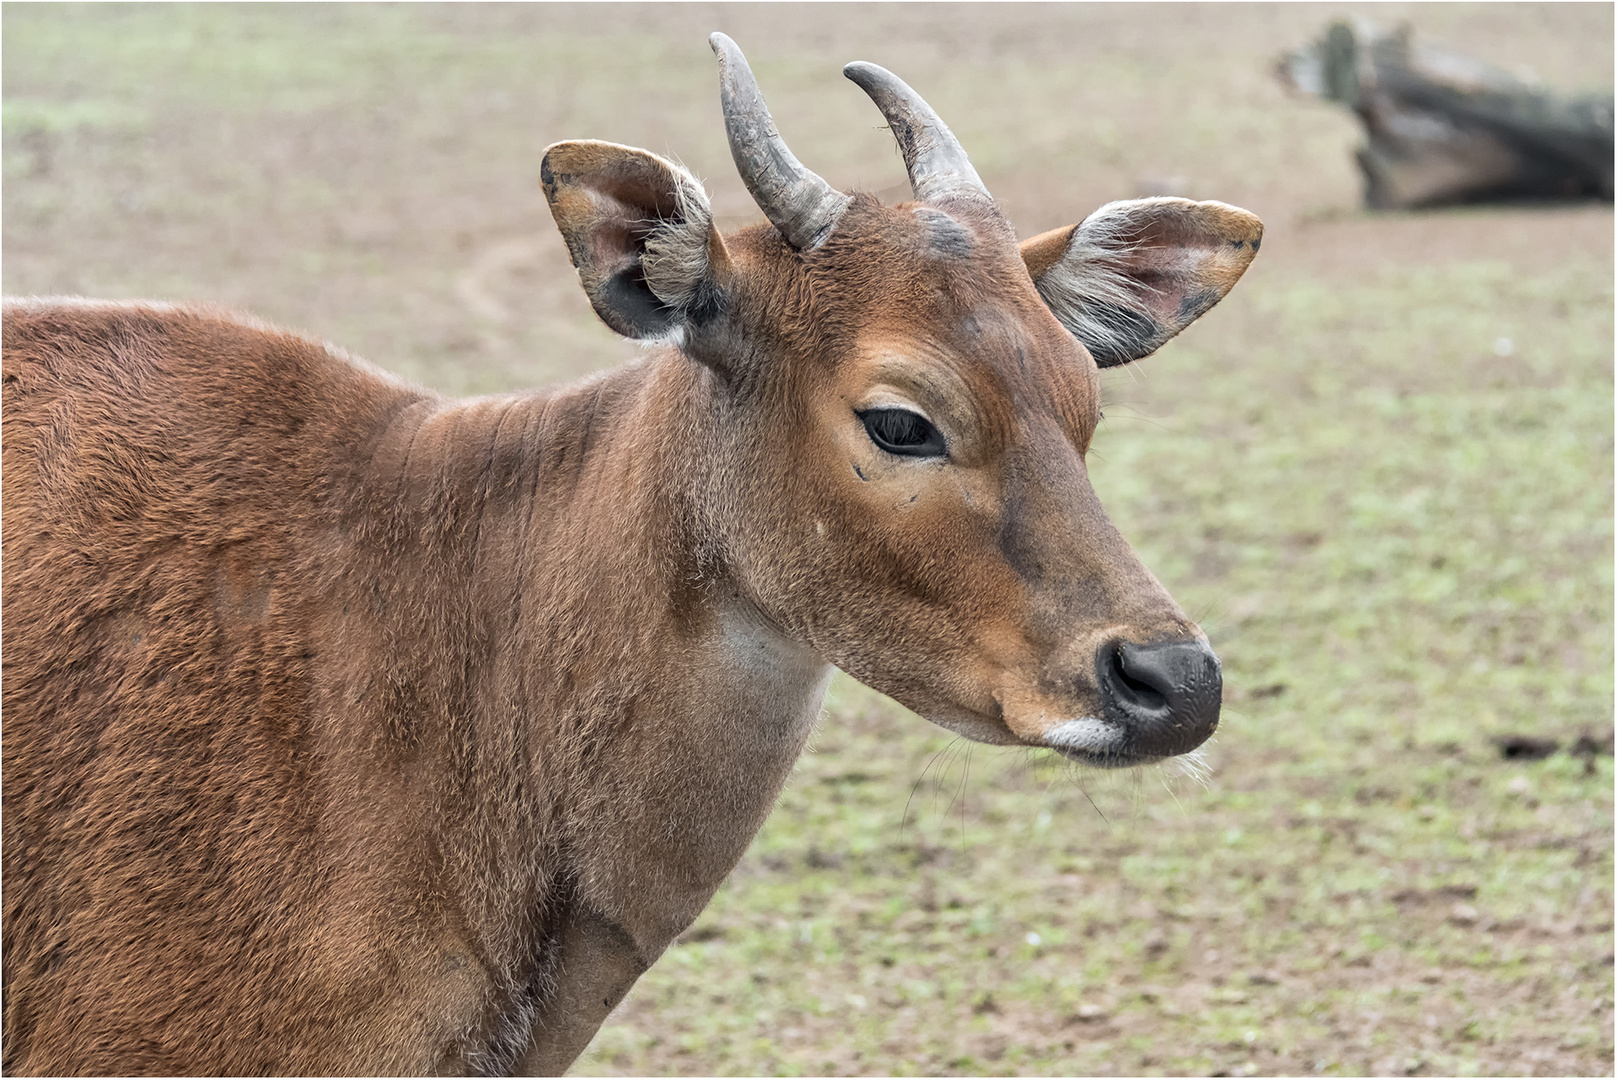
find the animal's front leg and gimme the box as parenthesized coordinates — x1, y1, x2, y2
(513, 905, 651, 1076)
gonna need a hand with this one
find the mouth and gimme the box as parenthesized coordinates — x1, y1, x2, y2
(1040, 717, 1162, 770)
(926, 707, 1169, 769)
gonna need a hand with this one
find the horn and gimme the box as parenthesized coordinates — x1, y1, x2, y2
(842, 61, 990, 205)
(710, 32, 851, 251)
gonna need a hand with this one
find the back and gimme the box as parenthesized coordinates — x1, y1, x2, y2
(1, 299, 431, 1073)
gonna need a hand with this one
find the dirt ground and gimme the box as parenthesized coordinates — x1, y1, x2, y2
(4, 3, 1612, 1076)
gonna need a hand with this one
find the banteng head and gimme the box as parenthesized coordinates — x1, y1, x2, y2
(541, 34, 1261, 767)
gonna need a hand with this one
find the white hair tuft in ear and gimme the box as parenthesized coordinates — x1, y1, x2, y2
(642, 170, 714, 316)
(1032, 208, 1165, 368)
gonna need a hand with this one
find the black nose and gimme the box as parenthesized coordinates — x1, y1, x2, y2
(1097, 638, 1222, 758)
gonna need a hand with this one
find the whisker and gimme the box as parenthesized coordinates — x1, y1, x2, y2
(946, 745, 974, 844)
(1190, 589, 1235, 628)
(1099, 410, 1172, 434)
(1158, 767, 1188, 814)
(903, 739, 958, 833)
(931, 740, 965, 821)
(1073, 770, 1110, 825)
(1164, 746, 1214, 790)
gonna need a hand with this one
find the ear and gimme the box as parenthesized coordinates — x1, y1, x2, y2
(1021, 198, 1262, 367)
(542, 140, 731, 341)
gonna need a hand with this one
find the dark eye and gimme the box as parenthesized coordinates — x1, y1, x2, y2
(858, 408, 947, 458)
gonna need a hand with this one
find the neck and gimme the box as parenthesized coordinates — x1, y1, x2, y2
(336, 351, 831, 959)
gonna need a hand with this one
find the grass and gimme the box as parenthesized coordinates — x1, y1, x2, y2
(3, 4, 1611, 1075)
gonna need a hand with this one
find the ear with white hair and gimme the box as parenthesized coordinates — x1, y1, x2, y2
(542, 140, 732, 341)
(1021, 198, 1263, 367)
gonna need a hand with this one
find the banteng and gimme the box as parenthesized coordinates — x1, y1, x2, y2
(2, 34, 1261, 1075)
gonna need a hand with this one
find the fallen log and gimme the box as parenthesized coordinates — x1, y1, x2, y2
(1278, 20, 1614, 209)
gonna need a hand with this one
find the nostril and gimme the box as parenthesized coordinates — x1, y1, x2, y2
(1107, 644, 1168, 711)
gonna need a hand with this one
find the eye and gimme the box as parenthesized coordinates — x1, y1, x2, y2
(858, 407, 947, 458)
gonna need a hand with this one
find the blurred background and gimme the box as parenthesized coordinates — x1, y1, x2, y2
(4, 4, 1610, 1075)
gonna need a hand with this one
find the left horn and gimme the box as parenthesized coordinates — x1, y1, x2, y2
(843, 61, 991, 205)
(712, 32, 851, 251)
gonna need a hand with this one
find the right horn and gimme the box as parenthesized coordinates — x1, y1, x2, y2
(843, 61, 991, 205)
(711, 32, 851, 251)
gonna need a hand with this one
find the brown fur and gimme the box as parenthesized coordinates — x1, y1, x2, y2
(2, 75, 1259, 1076)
